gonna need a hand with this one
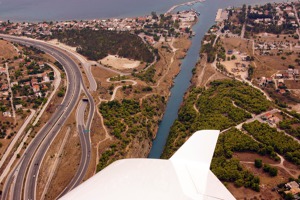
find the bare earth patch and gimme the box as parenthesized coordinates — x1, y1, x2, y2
(285, 80, 300, 89)
(100, 55, 140, 70)
(290, 102, 300, 112)
(228, 163, 288, 199)
(191, 54, 230, 88)
(233, 152, 279, 165)
(37, 102, 81, 200)
(0, 40, 18, 60)
(221, 37, 253, 55)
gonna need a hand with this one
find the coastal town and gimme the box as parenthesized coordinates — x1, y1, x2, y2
(0, 9, 199, 45)
(211, 1, 300, 104)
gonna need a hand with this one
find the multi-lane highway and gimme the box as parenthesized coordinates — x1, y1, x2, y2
(57, 47, 96, 199)
(0, 34, 95, 200)
(58, 100, 91, 197)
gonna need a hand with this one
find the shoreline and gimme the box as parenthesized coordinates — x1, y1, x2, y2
(165, 0, 205, 15)
(0, 0, 205, 23)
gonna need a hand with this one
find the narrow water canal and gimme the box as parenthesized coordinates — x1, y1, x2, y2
(149, 0, 285, 158)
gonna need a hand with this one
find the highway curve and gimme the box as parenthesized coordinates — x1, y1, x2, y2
(0, 35, 95, 200)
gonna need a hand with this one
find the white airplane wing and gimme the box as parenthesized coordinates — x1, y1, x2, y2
(170, 130, 220, 164)
(60, 130, 236, 200)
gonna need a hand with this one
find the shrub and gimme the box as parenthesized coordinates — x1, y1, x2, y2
(254, 159, 262, 168)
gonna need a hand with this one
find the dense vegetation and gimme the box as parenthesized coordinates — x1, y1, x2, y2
(279, 118, 300, 139)
(100, 99, 140, 139)
(201, 34, 217, 63)
(243, 121, 300, 165)
(215, 128, 278, 160)
(212, 128, 267, 191)
(222, 6, 245, 36)
(133, 66, 156, 83)
(97, 95, 165, 171)
(160, 79, 274, 191)
(162, 79, 270, 158)
(247, 65, 254, 80)
(237, 4, 247, 24)
(53, 29, 154, 63)
(263, 164, 278, 177)
(207, 81, 270, 114)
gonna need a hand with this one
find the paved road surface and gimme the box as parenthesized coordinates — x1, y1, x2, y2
(57, 100, 91, 197)
(0, 34, 94, 200)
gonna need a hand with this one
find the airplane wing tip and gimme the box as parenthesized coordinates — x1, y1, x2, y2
(170, 130, 220, 164)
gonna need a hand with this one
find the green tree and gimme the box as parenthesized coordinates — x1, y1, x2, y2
(269, 167, 278, 177)
(285, 193, 294, 200)
(254, 159, 262, 168)
(234, 179, 244, 187)
(57, 89, 65, 97)
(263, 164, 271, 172)
(185, 27, 190, 33)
